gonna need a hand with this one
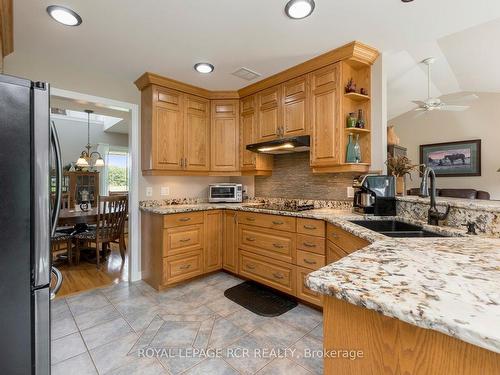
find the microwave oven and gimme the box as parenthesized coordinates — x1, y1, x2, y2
(208, 183, 243, 203)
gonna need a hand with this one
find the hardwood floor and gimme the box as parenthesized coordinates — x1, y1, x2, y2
(54, 239, 128, 298)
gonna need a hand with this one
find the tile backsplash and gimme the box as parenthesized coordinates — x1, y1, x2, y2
(255, 152, 356, 201)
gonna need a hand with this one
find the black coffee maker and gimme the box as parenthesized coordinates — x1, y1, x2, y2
(353, 174, 396, 215)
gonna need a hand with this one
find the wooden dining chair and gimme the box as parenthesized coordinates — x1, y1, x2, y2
(74, 195, 128, 268)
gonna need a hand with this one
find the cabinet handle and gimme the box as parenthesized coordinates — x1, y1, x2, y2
(179, 159, 183, 167)
(272, 221, 284, 225)
(180, 238, 191, 243)
(303, 225, 317, 230)
(303, 259, 317, 265)
(273, 272, 284, 280)
(329, 232, 339, 239)
(246, 237, 256, 242)
(273, 243, 284, 249)
(184, 157, 187, 167)
(303, 242, 316, 248)
(179, 217, 191, 222)
(246, 217, 256, 221)
(179, 264, 191, 270)
(246, 263, 256, 270)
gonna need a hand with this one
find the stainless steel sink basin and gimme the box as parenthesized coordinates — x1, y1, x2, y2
(349, 220, 448, 238)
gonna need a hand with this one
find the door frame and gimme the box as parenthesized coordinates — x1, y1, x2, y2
(51, 87, 141, 282)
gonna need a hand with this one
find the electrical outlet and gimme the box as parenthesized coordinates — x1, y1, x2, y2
(347, 187, 355, 198)
(160, 186, 170, 196)
(146, 187, 153, 197)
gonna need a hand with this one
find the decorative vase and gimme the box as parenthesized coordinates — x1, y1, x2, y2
(387, 126, 400, 146)
(396, 176, 406, 196)
(346, 133, 357, 163)
(353, 134, 361, 163)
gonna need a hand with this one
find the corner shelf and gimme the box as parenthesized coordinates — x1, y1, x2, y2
(345, 127, 371, 134)
(344, 92, 370, 102)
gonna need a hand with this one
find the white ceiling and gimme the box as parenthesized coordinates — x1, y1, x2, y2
(7, 1, 500, 124)
(9, 0, 500, 93)
(387, 17, 500, 119)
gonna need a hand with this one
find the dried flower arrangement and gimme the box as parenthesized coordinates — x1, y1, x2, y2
(385, 155, 422, 178)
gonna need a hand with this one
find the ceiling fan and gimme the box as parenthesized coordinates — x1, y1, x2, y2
(412, 57, 477, 113)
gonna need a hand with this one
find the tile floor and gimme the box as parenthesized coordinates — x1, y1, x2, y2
(51, 272, 324, 375)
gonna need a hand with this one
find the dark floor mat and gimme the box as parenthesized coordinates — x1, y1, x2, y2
(224, 280, 298, 317)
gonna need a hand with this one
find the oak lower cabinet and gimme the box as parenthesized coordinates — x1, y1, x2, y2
(204, 210, 223, 273)
(223, 210, 238, 273)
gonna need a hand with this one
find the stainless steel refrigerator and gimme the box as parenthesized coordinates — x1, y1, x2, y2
(0, 74, 63, 374)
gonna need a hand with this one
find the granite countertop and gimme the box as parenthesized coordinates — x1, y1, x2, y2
(140, 202, 500, 353)
(397, 195, 500, 213)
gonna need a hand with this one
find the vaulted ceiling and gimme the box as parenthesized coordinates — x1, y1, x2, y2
(7, 0, 500, 119)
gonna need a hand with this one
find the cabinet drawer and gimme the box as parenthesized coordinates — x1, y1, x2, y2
(296, 266, 322, 307)
(163, 250, 203, 285)
(239, 250, 296, 295)
(296, 250, 325, 270)
(164, 212, 204, 228)
(163, 224, 203, 257)
(326, 223, 370, 254)
(238, 212, 296, 232)
(327, 240, 349, 264)
(239, 225, 296, 263)
(296, 234, 325, 255)
(297, 218, 325, 237)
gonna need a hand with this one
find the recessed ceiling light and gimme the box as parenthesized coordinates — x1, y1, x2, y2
(46, 5, 82, 26)
(285, 0, 315, 19)
(194, 63, 214, 74)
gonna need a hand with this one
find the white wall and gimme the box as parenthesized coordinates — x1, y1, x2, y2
(52, 118, 128, 167)
(392, 92, 500, 200)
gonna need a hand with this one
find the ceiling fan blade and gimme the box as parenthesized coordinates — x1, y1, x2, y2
(440, 105, 469, 112)
(412, 111, 427, 119)
(412, 100, 427, 107)
(414, 107, 427, 112)
(446, 94, 479, 104)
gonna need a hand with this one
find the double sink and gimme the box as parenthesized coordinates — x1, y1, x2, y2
(349, 220, 448, 238)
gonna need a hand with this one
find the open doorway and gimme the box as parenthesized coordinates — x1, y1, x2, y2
(50, 89, 139, 296)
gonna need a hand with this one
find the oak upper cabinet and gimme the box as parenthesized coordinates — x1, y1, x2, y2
(211, 100, 239, 172)
(142, 86, 184, 171)
(204, 210, 223, 273)
(282, 75, 309, 137)
(184, 95, 210, 171)
(310, 64, 341, 167)
(239, 95, 273, 175)
(256, 85, 282, 141)
(223, 210, 238, 273)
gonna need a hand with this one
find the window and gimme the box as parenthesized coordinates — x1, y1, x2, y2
(107, 150, 129, 193)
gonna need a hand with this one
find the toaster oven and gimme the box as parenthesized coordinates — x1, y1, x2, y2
(208, 183, 243, 203)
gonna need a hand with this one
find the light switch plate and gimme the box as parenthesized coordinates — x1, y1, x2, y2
(160, 186, 170, 196)
(347, 187, 355, 198)
(146, 187, 153, 197)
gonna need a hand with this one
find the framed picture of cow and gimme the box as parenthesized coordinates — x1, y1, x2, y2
(419, 139, 481, 177)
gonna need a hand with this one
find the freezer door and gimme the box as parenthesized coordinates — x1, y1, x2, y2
(33, 83, 51, 288)
(34, 288, 50, 375)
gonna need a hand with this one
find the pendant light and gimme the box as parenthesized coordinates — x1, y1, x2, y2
(75, 110, 105, 169)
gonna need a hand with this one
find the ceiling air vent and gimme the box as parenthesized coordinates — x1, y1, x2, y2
(232, 67, 261, 81)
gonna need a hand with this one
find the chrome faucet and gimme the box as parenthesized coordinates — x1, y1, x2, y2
(419, 167, 450, 226)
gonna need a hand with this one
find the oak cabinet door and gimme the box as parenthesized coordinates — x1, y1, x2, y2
(205, 210, 223, 273)
(256, 85, 282, 141)
(154, 88, 184, 170)
(211, 100, 239, 172)
(240, 107, 257, 170)
(184, 95, 210, 171)
(283, 75, 309, 137)
(310, 64, 341, 166)
(223, 211, 238, 273)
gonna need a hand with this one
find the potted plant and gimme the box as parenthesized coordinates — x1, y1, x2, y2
(385, 155, 422, 195)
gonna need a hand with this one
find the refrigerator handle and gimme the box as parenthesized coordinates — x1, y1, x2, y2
(50, 120, 62, 237)
(50, 266, 63, 300)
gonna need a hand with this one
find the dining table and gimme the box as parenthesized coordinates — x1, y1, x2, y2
(57, 207, 99, 227)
